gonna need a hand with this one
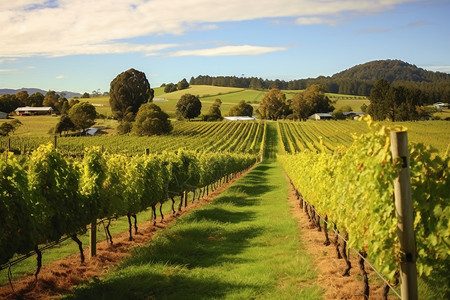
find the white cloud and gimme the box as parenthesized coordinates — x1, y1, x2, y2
(0, 69, 15, 72)
(0, 0, 418, 57)
(295, 17, 336, 26)
(422, 65, 450, 73)
(169, 45, 287, 57)
(56, 75, 65, 79)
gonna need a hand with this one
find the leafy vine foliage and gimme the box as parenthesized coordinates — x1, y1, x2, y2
(0, 145, 256, 265)
(278, 117, 449, 282)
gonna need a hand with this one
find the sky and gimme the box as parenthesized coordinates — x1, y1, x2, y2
(0, 0, 449, 94)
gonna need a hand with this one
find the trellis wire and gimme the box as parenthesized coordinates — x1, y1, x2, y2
(302, 195, 402, 299)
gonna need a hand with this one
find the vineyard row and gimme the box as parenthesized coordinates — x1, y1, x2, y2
(278, 120, 449, 293)
(1, 144, 257, 276)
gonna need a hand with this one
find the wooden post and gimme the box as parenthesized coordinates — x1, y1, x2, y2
(145, 148, 150, 155)
(390, 131, 418, 300)
(90, 220, 97, 258)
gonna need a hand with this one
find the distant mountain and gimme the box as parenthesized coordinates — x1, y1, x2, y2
(0, 88, 81, 99)
(331, 59, 450, 83)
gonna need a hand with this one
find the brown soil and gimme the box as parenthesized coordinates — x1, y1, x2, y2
(0, 172, 247, 300)
(287, 180, 397, 300)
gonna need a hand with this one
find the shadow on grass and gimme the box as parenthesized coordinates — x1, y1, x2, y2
(186, 207, 256, 224)
(64, 268, 259, 300)
(124, 224, 263, 269)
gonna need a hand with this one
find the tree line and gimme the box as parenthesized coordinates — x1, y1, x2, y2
(188, 59, 450, 103)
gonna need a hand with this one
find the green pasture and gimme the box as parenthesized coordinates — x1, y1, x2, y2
(332, 99, 370, 111)
(74, 85, 369, 118)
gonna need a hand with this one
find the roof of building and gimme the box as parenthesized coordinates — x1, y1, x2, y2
(223, 116, 256, 121)
(313, 113, 333, 117)
(15, 106, 54, 112)
(342, 111, 366, 116)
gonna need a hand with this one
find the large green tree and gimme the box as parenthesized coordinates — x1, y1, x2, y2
(132, 103, 172, 136)
(228, 100, 253, 117)
(68, 102, 97, 133)
(258, 88, 289, 120)
(291, 84, 334, 120)
(109, 68, 153, 121)
(176, 94, 202, 120)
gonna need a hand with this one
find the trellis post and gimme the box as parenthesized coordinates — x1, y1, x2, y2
(90, 220, 97, 258)
(390, 131, 418, 300)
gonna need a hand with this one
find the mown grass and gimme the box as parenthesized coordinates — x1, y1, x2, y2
(63, 157, 321, 299)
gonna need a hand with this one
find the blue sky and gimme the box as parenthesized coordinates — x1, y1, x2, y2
(1, 0, 449, 94)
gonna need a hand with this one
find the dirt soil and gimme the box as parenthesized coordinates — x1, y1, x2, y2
(1, 168, 397, 300)
(287, 180, 397, 300)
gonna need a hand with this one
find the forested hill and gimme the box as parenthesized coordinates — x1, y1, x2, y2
(188, 59, 450, 101)
(331, 59, 450, 83)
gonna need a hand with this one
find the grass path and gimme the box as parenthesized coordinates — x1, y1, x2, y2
(64, 133, 321, 299)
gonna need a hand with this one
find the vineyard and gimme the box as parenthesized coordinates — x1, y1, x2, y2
(278, 118, 449, 298)
(1, 118, 449, 299)
(0, 120, 266, 156)
(277, 119, 450, 155)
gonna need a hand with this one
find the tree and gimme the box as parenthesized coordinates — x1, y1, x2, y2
(367, 79, 391, 120)
(0, 94, 21, 113)
(15, 91, 29, 104)
(60, 101, 70, 115)
(81, 92, 90, 98)
(258, 88, 289, 120)
(43, 91, 59, 109)
(132, 103, 172, 136)
(68, 102, 96, 133)
(228, 100, 254, 117)
(176, 94, 202, 120)
(26, 92, 44, 107)
(291, 84, 334, 120)
(164, 83, 177, 93)
(177, 78, 189, 90)
(117, 121, 133, 135)
(202, 99, 223, 121)
(109, 68, 153, 121)
(0, 123, 14, 136)
(55, 115, 75, 137)
(368, 79, 425, 121)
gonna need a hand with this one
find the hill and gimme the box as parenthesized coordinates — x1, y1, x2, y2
(188, 59, 450, 100)
(0, 88, 81, 99)
(331, 59, 450, 83)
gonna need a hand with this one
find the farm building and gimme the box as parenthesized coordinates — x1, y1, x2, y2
(0, 111, 8, 119)
(343, 111, 366, 119)
(434, 102, 449, 109)
(309, 113, 333, 120)
(15, 106, 54, 116)
(224, 116, 256, 121)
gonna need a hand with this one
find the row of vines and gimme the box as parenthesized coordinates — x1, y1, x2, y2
(1, 144, 257, 273)
(278, 119, 449, 297)
(0, 121, 266, 156)
(277, 120, 449, 155)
